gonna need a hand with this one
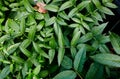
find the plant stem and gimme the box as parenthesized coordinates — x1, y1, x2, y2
(74, 69, 83, 79)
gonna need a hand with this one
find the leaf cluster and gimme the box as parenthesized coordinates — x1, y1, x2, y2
(0, 0, 119, 79)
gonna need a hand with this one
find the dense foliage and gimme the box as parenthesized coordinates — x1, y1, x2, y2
(0, 0, 120, 79)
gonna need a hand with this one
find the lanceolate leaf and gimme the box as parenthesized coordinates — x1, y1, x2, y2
(74, 45, 86, 72)
(59, 1, 73, 11)
(53, 70, 77, 79)
(45, 16, 56, 26)
(28, 25, 36, 40)
(0, 65, 10, 79)
(58, 27, 64, 47)
(7, 43, 20, 55)
(58, 47, 65, 66)
(110, 32, 120, 54)
(49, 49, 55, 64)
(10, 56, 24, 63)
(91, 54, 120, 67)
(77, 1, 91, 11)
(45, 4, 59, 12)
(98, 6, 114, 15)
(92, 23, 108, 35)
(71, 30, 81, 46)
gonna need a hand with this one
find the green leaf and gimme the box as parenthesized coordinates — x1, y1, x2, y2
(58, 11, 69, 20)
(78, 33, 93, 43)
(0, 35, 10, 43)
(20, 39, 31, 48)
(35, 12, 44, 20)
(104, 2, 117, 8)
(53, 70, 77, 79)
(36, 21, 44, 31)
(74, 45, 86, 72)
(99, 44, 111, 53)
(92, 12, 103, 21)
(33, 42, 49, 58)
(58, 27, 64, 47)
(77, 1, 91, 11)
(71, 18, 80, 23)
(10, 55, 24, 63)
(7, 43, 20, 55)
(28, 25, 36, 40)
(45, 16, 56, 26)
(19, 46, 31, 57)
(33, 65, 41, 75)
(70, 47, 77, 58)
(91, 54, 120, 67)
(92, 23, 108, 35)
(57, 17, 67, 26)
(23, 0, 33, 12)
(98, 6, 114, 15)
(71, 30, 81, 46)
(45, 4, 59, 12)
(58, 47, 65, 66)
(0, 65, 10, 79)
(49, 49, 55, 64)
(59, 1, 72, 11)
(85, 63, 104, 79)
(81, 21, 90, 30)
(20, 17, 25, 34)
(61, 56, 72, 69)
(68, 8, 78, 17)
(110, 32, 120, 54)
(92, 0, 101, 7)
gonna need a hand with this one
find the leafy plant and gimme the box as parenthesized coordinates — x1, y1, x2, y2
(0, 0, 120, 79)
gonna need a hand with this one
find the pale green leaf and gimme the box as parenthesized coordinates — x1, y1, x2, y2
(59, 1, 72, 11)
(110, 32, 120, 54)
(45, 4, 59, 12)
(58, 47, 65, 66)
(53, 70, 77, 79)
(91, 54, 120, 67)
(74, 45, 86, 72)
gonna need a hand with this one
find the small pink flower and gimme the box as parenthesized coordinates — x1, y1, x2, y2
(34, 2, 47, 13)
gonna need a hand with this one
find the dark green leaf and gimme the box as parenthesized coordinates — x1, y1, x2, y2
(85, 63, 104, 79)
(61, 56, 72, 69)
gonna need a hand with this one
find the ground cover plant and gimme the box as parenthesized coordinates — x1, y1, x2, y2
(0, 0, 120, 79)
